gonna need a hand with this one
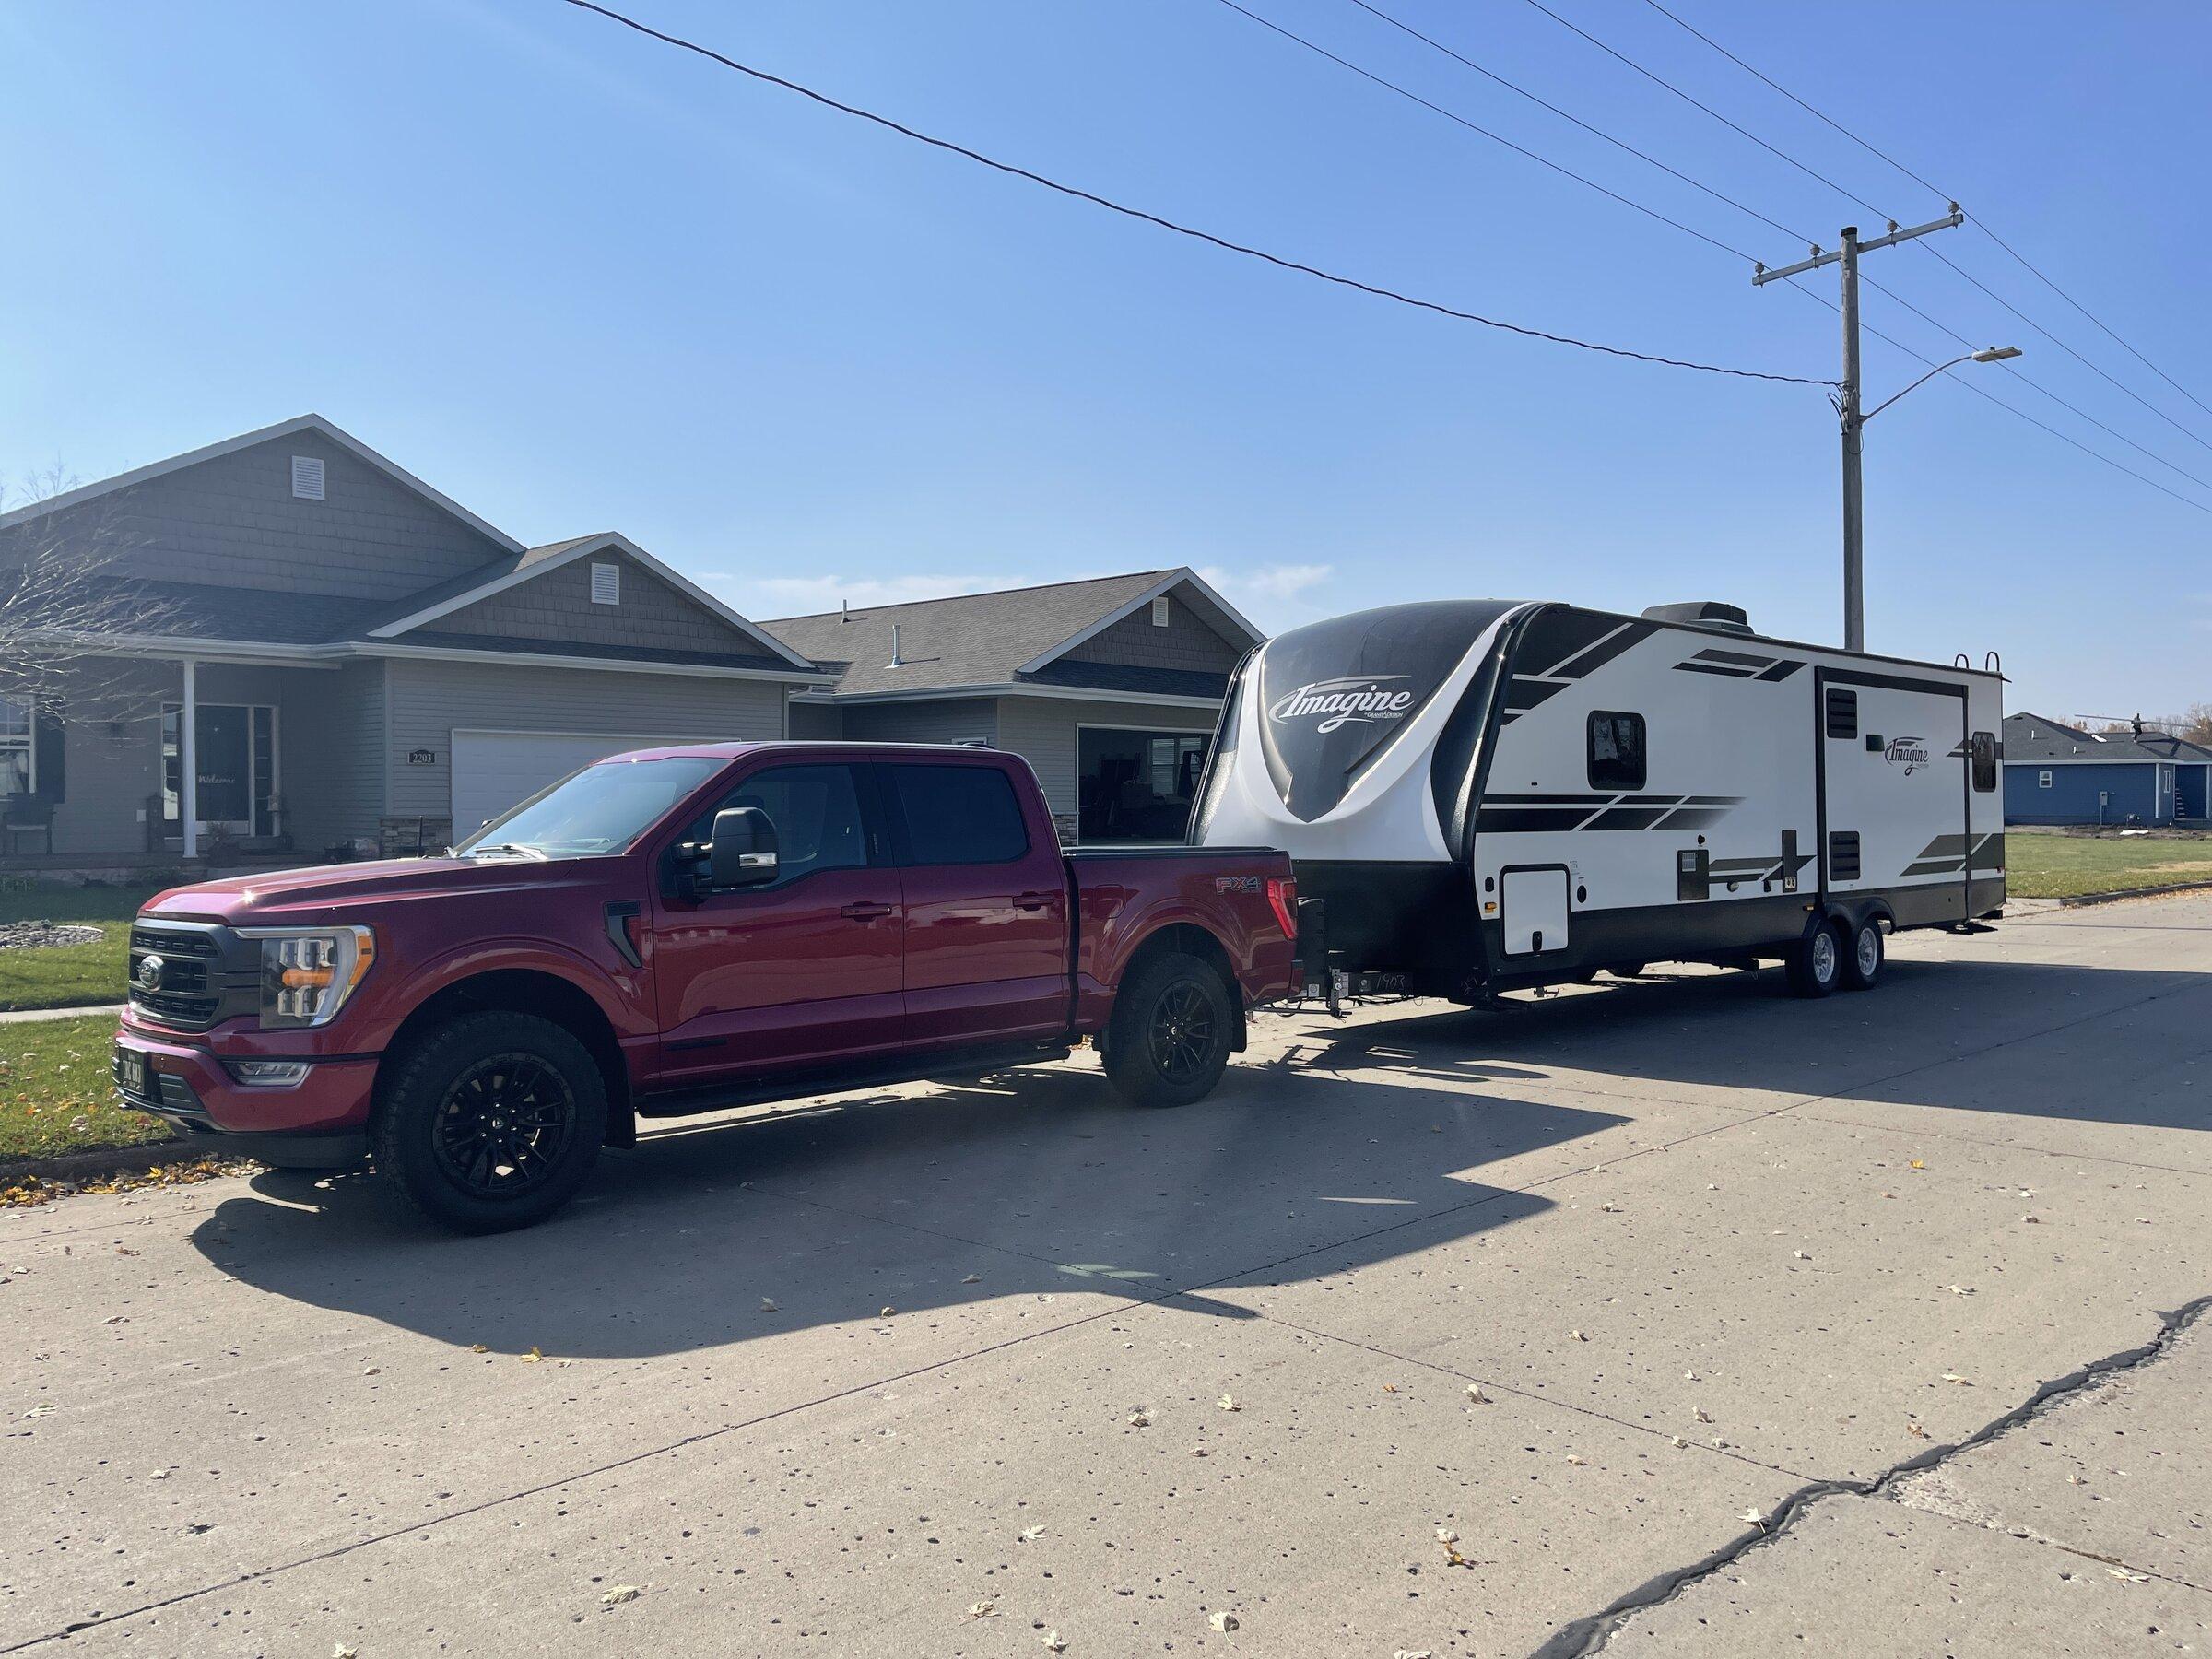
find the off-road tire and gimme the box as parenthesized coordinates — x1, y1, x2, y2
(1103, 951, 1236, 1109)
(1841, 916, 1885, 991)
(372, 1011, 606, 1233)
(1786, 921, 1845, 999)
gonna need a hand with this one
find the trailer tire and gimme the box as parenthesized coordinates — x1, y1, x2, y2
(1103, 951, 1236, 1108)
(1841, 916, 1885, 991)
(1785, 921, 1845, 999)
(373, 1012, 606, 1233)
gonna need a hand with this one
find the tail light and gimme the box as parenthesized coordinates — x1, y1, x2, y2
(1265, 876, 1299, 940)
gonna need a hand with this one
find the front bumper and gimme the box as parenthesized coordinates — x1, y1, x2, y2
(112, 1028, 377, 1166)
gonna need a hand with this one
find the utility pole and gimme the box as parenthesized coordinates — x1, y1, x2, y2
(1753, 206, 1964, 654)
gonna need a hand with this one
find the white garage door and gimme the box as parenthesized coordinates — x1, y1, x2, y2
(451, 730, 708, 840)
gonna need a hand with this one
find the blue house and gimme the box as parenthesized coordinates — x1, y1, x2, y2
(2003, 712, 2212, 826)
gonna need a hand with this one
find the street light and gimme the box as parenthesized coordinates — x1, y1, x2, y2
(1862, 346, 2022, 422)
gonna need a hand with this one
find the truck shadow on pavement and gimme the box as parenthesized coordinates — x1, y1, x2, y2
(184, 1060, 1605, 1359)
(185, 950, 2207, 1359)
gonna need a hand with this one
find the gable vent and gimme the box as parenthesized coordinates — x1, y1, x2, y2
(1150, 595, 1171, 627)
(590, 561, 620, 606)
(290, 455, 325, 500)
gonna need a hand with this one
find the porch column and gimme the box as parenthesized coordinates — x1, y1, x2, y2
(180, 658, 198, 859)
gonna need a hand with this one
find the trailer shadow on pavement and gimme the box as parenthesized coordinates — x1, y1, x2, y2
(1289, 954, 2212, 1134)
(182, 1060, 1603, 1359)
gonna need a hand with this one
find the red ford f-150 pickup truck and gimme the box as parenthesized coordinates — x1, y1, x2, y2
(112, 744, 1297, 1231)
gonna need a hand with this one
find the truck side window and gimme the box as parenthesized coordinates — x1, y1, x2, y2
(1586, 712, 1646, 792)
(1970, 730, 1997, 792)
(886, 765, 1030, 865)
(683, 765, 869, 886)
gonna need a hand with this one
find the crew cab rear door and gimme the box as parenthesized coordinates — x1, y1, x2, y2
(648, 760, 905, 1086)
(876, 758, 1071, 1049)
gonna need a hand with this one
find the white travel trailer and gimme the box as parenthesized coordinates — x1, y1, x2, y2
(1190, 599, 2005, 1000)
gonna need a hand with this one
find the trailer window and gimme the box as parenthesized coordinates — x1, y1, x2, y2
(1586, 712, 1646, 792)
(1825, 688, 1858, 739)
(1970, 730, 1998, 792)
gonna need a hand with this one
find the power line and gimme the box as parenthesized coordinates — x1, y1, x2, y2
(1789, 283, 2212, 517)
(1634, 0, 1949, 204)
(1331, 0, 1802, 247)
(1508, 0, 2212, 505)
(1624, 0, 2212, 446)
(555, 0, 1829, 386)
(1208, 0, 1758, 264)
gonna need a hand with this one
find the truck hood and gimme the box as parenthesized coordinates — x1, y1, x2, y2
(142, 855, 619, 926)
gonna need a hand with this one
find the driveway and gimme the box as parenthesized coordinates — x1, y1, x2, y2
(5, 897, 2208, 1655)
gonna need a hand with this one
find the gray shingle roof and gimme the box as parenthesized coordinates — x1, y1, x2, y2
(758, 571, 1244, 697)
(399, 631, 803, 674)
(2004, 712, 2212, 765)
(119, 582, 394, 644)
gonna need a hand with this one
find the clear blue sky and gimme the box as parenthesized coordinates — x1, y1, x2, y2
(3, 0, 2206, 722)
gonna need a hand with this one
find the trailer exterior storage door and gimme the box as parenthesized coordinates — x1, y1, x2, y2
(1818, 671, 1970, 928)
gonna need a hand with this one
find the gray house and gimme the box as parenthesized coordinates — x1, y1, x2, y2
(761, 571, 1261, 842)
(1, 416, 1261, 865)
(0, 415, 826, 862)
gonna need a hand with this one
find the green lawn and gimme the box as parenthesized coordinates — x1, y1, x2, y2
(0, 880, 172, 1012)
(2005, 833, 2212, 899)
(0, 1014, 173, 1163)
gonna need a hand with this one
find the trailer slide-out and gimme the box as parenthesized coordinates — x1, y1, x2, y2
(1189, 598, 2005, 1001)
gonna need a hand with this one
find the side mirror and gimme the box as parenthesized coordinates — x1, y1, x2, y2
(709, 806, 778, 890)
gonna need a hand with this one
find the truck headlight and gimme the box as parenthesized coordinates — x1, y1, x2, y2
(241, 925, 375, 1029)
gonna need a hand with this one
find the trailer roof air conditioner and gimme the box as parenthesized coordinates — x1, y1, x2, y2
(1641, 600, 1751, 634)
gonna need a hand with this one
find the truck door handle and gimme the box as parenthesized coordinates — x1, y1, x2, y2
(840, 901, 895, 920)
(1014, 891, 1057, 911)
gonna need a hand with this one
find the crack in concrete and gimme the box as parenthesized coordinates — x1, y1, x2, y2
(1527, 1292, 2212, 1658)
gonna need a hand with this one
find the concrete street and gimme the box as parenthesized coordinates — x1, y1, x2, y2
(4, 895, 2208, 1656)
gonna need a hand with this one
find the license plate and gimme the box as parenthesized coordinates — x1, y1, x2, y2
(112, 1042, 148, 1100)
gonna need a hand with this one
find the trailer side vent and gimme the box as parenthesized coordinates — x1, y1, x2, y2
(1825, 688, 1858, 739)
(1641, 600, 1751, 634)
(1829, 830, 1862, 882)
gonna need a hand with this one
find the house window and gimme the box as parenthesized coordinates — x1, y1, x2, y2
(1970, 730, 1997, 793)
(0, 696, 33, 795)
(1150, 596, 1171, 628)
(2038, 771, 2053, 789)
(290, 455, 325, 500)
(591, 562, 620, 606)
(1586, 711, 1646, 792)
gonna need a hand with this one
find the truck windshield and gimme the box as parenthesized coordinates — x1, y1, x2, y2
(454, 756, 724, 859)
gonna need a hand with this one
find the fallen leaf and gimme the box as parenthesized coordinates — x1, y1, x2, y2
(760, 1298, 779, 1312)
(1382, 1382, 1399, 1394)
(601, 1585, 641, 1606)
(362, 1366, 381, 1377)
(469, 1344, 488, 1354)
(1941, 1372, 1971, 1385)
(1908, 1159, 1924, 1171)
(335, 1645, 359, 1659)
(1125, 1409, 1150, 1429)
(1946, 1285, 1974, 1296)
(1792, 1250, 1810, 1260)
(1565, 1453, 1588, 1466)
(1395, 1651, 1435, 1659)
(962, 1274, 982, 1284)
(1570, 1329, 1588, 1342)
(2107, 1568, 2148, 1583)
(150, 1467, 171, 1479)
(1019, 1525, 1046, 1542)
(967, 1598, 998, 1618)
(1207, 1610, 1239, 1632)
(1907, 1421, 1930, 1440)
(1693, 1406, 1713, 1424)
(1218, 1394, 1241, 1411)
(1668, 1436, 1687, 1449)
(1465, 1384, 1489, 1405)
(22, 1404, 53, 1419)
(520, 1347, 544, 1364)
(880, 1306, 897, 1317)
(2022, 1214, 2041, 1224)
(1741, 1507, 1767, 1529)
(1043, 1632, 1067, 1653)
(1434, 1527, 1459, 1545)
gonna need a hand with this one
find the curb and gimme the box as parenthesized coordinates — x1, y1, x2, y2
(2055, 877, 2212, 908)
(0, 1138, 195, 1190)
(0, 1004, 126, 1025)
